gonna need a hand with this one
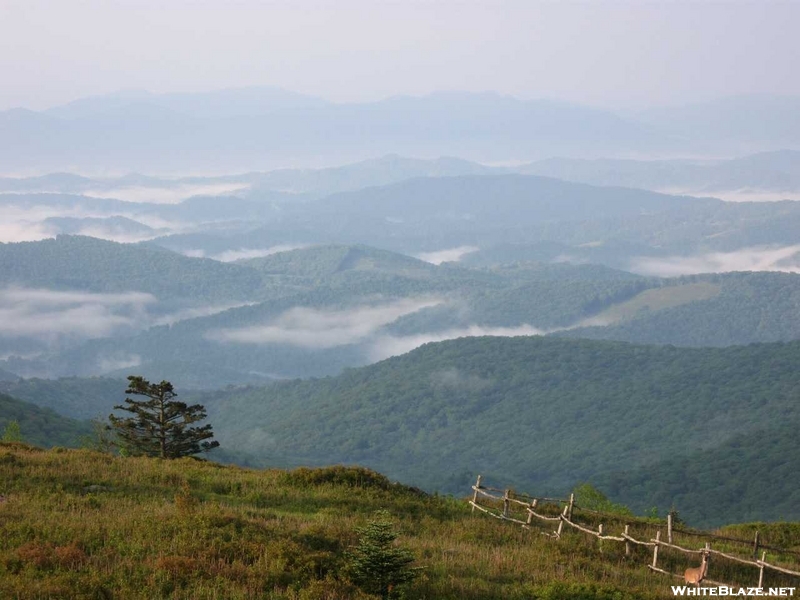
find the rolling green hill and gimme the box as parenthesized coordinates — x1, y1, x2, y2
(0, 235, 266, 303)
(0, 393, 91, 447)
(0, 377, 127, 420)
(202, 335, 800, 526)
(6, 244, 652, 386)
(277, 174, 714, 255)
(596, 420, 800, 526)
(559, 272, 800, 346)
(241, 244, 441, 281)
(7, 240, 800, 386)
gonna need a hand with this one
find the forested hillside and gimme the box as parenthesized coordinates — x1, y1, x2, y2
(0, 235, 265, 302)
(597, 420, 800, 526)
(4, 237, 800, 385)
(0, 393, 91, 447)
(558, 272, 800, 346)
(0, 377, 127, 420)
(203, 336, 800, 526)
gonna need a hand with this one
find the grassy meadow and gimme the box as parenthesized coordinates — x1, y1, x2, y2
(1, 442, 798, 599)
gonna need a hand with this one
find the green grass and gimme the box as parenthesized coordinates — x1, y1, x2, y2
(0, 443, 697, 600)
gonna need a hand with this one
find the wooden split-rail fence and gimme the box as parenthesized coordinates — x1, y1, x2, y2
(469, 475, 800, 588)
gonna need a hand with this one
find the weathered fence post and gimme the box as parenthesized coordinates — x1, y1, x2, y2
(624, 525, 631, 557)
(556, 504, 567, 538)
(471, 475, 482, 513)
(667, 512, 673, 544)
(652, 530, 661, 569)
(526, 499, 537, 526)
(758, 551, 766, 588)
(503, 489, 510, 519)
(568, 493, 575, 521)
(598, 523, 604, 553)
(753, 531, 760, 559)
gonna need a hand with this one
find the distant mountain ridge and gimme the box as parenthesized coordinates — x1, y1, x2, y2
(4, 89, 798, 174)
(43, 87, 331, 120)
(0, 89, 674, 173)
(520, 150, 800, 195)
(0, 235, 265, 302)
(633, 95, 800, 149)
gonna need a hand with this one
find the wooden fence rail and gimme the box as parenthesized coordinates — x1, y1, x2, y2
(469, 475, 800, 587)
(674, 527, 800, 559)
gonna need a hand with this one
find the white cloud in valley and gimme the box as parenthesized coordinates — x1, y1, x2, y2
(0, 204, 75, 242)
(368, 324, 545, 361)
(0, 219, 56, 243)
(630, 245, 800, 277)
(0, 287, 156, 339)
(184, 245, 310, 262)
(151, 302, 256, 326)
(0, 286, 251, 346)
(415, 246, 479, 265)
(207, 297, 444, 349)
(97, 353, 142, 373)
(0, 201, 184, 244)
(82, 183, 249, 205)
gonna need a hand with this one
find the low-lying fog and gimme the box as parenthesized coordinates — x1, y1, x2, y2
(81, 182, 250, 204)
(630, 245, 800, 277)
(0, 286, 251, 344)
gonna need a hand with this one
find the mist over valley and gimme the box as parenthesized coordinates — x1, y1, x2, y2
(4, 126, 800, 497)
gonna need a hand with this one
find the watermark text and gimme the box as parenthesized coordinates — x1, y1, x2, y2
(672, 587, 796, 596)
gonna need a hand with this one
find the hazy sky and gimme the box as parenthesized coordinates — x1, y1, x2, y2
(0, 0, 797, 111)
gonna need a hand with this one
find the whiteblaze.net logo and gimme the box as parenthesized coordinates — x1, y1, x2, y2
(672, 586, 796, 596)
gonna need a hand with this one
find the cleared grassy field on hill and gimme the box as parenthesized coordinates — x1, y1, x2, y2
(0, 443, 684, 600)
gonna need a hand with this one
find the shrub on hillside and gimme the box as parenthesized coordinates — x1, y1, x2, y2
(281, 465, 399, 491)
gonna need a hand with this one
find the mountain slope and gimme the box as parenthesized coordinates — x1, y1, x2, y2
(240, 244, 441, 280)
(205, 336, 800, 526)
(520, 150, 800, 195)
(597, 421, 800, 526)
(9, 243, 800, 386)
(558, 272, 800, 346)
(247, 154, 496, 196)
(308, 174, 706, 223)
(18, 252, 648, 385)
(0, 377, 127, 420)
(0, 235, 265, 302)
(0, 393, 91, 447)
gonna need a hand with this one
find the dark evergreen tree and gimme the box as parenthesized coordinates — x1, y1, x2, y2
(108, 376, 219, 458)
(346, 510, 419, 599)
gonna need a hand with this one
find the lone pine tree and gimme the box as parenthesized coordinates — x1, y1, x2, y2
(108, 376, 219, 458)
(347, 510, 419, 600)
